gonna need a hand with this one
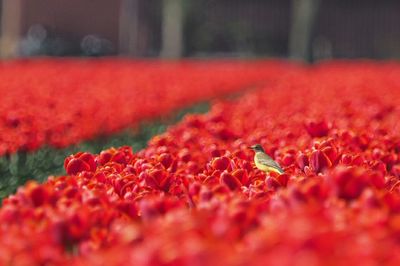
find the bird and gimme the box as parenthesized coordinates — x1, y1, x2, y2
(249, 144, 284, 175)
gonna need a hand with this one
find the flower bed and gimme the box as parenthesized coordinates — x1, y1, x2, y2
(0, 59, 290, 155)
(1, 62, 400, 265)
(0, 103, 209, 199)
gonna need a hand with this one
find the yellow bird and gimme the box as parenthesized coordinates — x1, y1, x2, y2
(249, 144, 284, 175)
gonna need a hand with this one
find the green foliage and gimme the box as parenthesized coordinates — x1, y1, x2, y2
(0, 103, 209, 200)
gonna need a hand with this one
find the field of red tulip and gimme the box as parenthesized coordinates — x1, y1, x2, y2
(1, 61, 400, 265)
(0, 59, 290, 155)
(0, 59, 295, 198)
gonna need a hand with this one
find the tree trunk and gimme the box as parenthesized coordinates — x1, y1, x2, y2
(289, 0, 320, 62)
(161, 0, 183, 58)
(0, 0, 22, 58)
(119, 0, 141, 56)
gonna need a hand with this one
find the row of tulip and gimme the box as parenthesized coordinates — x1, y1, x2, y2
(0, 103, 208, 199)
(1, 61, 400, 265)
(0, 59, 292, 155)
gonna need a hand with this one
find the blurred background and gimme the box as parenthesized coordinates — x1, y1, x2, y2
(0, 0, 399, 61)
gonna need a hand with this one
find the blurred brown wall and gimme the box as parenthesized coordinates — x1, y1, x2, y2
(21, 0, 121, 49)
(316, 0, 400, 58)
(1, 0, 400, 58)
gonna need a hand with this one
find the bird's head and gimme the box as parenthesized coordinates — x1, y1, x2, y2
(249, 144, 265, 153)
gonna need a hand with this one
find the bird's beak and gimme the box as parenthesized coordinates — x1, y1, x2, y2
(248, 146, 255, 150)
